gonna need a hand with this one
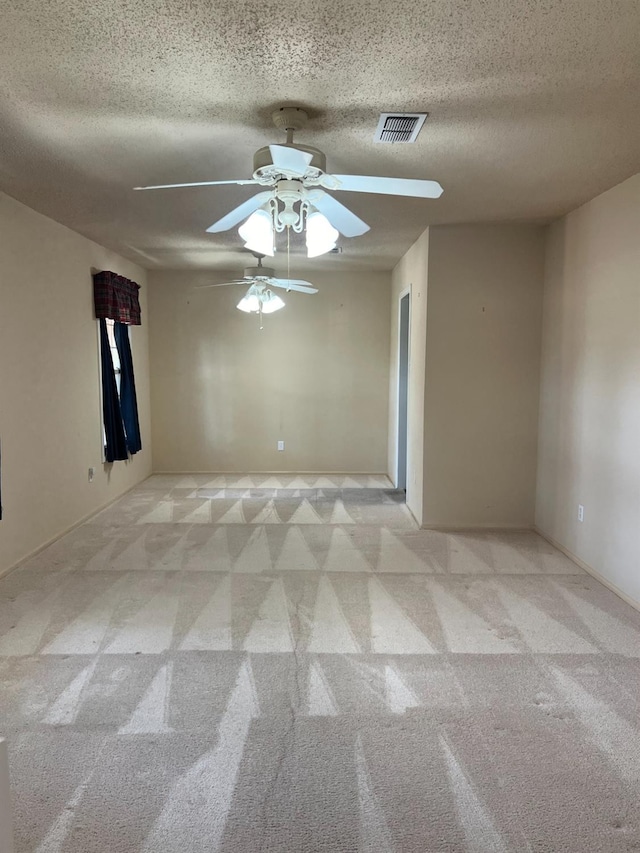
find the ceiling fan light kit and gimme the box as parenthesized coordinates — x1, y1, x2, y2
(236, 284, 285, 315)
(269, 180, 309, 232)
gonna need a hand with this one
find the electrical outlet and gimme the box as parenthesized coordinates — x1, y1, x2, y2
(578, 504, 584, 522)
(277, 440, 285, 451)
(88, 467, 95, 483)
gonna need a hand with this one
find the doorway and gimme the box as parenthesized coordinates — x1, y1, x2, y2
(396, 291, 410, 490)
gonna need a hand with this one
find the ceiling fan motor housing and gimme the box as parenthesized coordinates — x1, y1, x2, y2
(245, 266, 275, 279)
(253, 144, 327, 176)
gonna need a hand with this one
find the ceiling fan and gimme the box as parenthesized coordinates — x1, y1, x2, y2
(195, 254, 318, 326)
(195, 254, 318, 295)
(134, 107, 443, 254)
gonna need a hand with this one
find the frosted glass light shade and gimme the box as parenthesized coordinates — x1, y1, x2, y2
(260, 290, 285, 313)
(306, 211, 338, 257)
(236, 285, 284, 314)
(238, 209, 275, 256)
(236, 292, 261, 312)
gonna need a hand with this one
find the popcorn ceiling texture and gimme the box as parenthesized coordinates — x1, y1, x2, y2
(2, 475, 640, 850)
(0, 0, 639, 270)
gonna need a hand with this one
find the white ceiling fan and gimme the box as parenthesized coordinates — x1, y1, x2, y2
(195, 254, 318, 326)
(134, 107, 443, 254)
(195, 255, 318, 295)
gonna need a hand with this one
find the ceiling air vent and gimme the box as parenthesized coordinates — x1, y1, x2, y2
(374, 112, 428, 143)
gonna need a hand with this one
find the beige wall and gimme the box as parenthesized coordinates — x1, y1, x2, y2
(388, 228, 429, 523)
(0, 192, 152, 575)
(536, 174, 640, 604)
(148, 269, 391, 473)
(423, 225, 545, 527)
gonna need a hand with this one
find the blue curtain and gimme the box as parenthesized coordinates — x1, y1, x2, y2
(100, 319, 128, 462)
(114, 322, 142, 455)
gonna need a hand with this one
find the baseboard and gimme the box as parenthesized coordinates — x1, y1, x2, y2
(421, 523, 534, 532)
(151, 470, 391, 476)
(0, 476, 150, 582)
(534, 526, 640, 614)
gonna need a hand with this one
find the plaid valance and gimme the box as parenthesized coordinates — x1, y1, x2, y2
(93, 271, 141, 325)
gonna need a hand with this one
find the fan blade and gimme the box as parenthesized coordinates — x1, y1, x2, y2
(272, 278, 315, 288)
(194, 281, 248, 289)
(269, 145, 313, 177)
(307, 190, 369, 237)
(134, 179, 257, 191)
(332, 174, 443, 198)
(269, 279, 318, 294)
(205, 192, 273, 233)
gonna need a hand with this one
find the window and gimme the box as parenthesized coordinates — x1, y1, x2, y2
(105, 318, 122, 396)
(99, 318, 131, 458)
(93, 270, 142, 462)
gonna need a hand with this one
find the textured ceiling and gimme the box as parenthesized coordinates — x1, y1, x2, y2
(1, 0, 639, 273)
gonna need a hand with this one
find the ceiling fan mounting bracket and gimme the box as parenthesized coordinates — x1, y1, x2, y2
(272, 107, 308, 133)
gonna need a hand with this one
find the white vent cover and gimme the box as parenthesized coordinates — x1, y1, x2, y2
(374, 112, 428, 143)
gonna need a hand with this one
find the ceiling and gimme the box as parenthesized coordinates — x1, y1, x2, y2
(1, 0, 639, 273)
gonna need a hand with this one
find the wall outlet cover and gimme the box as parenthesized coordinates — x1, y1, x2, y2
(277, 441, 285, 451)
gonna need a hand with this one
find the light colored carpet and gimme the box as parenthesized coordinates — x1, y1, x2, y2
(1, 474, 640, 852)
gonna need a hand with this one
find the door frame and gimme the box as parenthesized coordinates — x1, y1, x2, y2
(396, 288, 411, 489)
